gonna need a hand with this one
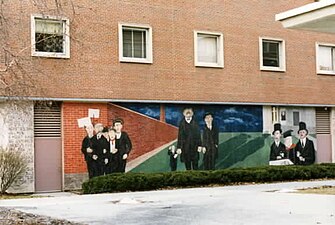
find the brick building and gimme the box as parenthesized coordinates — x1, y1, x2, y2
(1, 0, 335, 192)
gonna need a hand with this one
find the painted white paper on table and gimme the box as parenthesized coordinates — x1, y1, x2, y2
(88, 109, 100, 118)
(77, 117, 92, 128)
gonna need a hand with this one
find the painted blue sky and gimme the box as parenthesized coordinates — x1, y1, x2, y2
(116, 103, 263, 132)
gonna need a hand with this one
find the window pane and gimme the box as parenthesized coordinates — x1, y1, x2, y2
(133, 30, 146, 58)
(35, 19, 64, 53)
(263, 41, 279, 67)
(35, 19, 63, 35)
(123, 29, 132, 57)
(318, 46, 333, 71)
(35, 33, 63, 53)
(197, 35, 217, 63)
(122, 28, 147, 59)
(293, 112, 300, 126)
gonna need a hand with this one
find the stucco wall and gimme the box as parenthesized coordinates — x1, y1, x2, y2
(0, 101, 34, 193)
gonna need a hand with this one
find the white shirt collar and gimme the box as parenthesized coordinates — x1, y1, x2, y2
(301, 137, 306, 145)
(185, 117, 192, 123)
(116, 132, 122, 139)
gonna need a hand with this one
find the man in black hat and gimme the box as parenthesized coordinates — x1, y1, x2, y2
(294, 122, 315, 165)
(202, 112, 219, 170)
(270, 123, 287, 161)
(176, 107, 202, 170)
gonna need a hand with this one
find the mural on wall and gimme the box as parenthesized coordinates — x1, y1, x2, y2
(111, 103, 267, 173)
(269, 121, 316, 166)
(79, 103, 318, 179)
(80, 116, 133, 179)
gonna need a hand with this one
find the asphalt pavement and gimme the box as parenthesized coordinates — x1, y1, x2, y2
(0, 180, 334, 225)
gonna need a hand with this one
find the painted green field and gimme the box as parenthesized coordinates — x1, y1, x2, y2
(130, 132, 287, 173)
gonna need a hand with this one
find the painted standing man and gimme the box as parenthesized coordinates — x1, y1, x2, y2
(294, 122, 315, 165)
(101, 126, 112, 175)
(81, 124, 95, 179)
(202, 112, 219, 170)
(168, 145, 178, 171)
(108, 127, 118, 173)
(176, 107, 202, 170)
(269, 123, 287, 161)
(91, 123, 108, 177)
(113, 118, 132, 173)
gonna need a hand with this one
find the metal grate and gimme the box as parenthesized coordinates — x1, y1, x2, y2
(316, 108, 330, 134)
(34, 104, 61, 138)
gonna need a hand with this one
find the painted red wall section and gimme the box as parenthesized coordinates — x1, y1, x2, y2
(62, 102, 108, 174)
(108, 104, 178, 161)
(63, 102, 178, 175)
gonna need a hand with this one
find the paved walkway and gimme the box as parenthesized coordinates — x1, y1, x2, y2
(0, 180, 335, 225)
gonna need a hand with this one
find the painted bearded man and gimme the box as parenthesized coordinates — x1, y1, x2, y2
(176, 107, 202, 170)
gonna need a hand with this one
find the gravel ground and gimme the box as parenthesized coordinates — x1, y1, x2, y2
(0, 207, 86, 225)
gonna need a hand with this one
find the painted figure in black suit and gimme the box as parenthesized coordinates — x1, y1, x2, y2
(91, 123, 108, 177)
(168, 145, 179, 171)
(202, 112, 219, 170)
(81, 124, 95, 179)
(176, 107, 202, 170)
(269, 123, 287, 161)
(101, 126, 112, 175)
(108, 127, 118, 173)
(293, 122, 315, 165)
(113, 118, 132, 173)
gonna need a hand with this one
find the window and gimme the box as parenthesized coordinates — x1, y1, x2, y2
(280, 110, 286, 121)
(272, 106, 279, 123)
(31, 15, 70, 58)
(194, 31, 224, 68)
(119, 23, 152, 63)
(259, 37, 285, 71)
(293, 111, 300, 126)
(316, 43, 335, 75)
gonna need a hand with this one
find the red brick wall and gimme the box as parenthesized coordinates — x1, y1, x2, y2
(5, 1, 335, 106)
(62, 102, 108, 174)
(108, 104, 178, 161)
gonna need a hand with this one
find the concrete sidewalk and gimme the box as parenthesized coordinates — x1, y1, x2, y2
(0, 180, 335, 225)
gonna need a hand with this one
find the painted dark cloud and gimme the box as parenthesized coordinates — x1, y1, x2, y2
(116, 103, 263, 132)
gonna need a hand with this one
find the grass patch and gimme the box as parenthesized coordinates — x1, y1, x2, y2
(298, 185, 335, 195)
(0, 193, 38, 200)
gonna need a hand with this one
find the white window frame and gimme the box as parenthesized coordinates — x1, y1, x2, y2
(31, 14, 70, 58)
(316, 42, 335, 75)
(118, 23, 153, 64)
(259, 37, 286, 72)
(194, 31, 224, 68)
(272, 106, 279, 123)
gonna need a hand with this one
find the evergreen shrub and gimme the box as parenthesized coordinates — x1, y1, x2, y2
(82, 163, 335, 194)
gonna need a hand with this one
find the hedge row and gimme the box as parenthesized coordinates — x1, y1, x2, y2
(82, 163, 335, 194)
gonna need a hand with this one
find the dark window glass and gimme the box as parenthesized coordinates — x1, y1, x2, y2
(293, 112, 300, 126)
(35, 33, 63, 53)
(263, 41, 279, 67)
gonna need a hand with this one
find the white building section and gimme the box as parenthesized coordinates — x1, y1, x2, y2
(276, 0, 335, 34)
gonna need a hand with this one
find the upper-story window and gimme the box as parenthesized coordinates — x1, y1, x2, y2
(316, 43, 335, 75)
(194, 31, 224, 68)
(31, 15, 70, 58)
(118, 23, 153, 64)
(259, 37, 285, 72)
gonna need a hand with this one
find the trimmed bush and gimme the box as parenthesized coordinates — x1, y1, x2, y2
(82, 163, 335, 194)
